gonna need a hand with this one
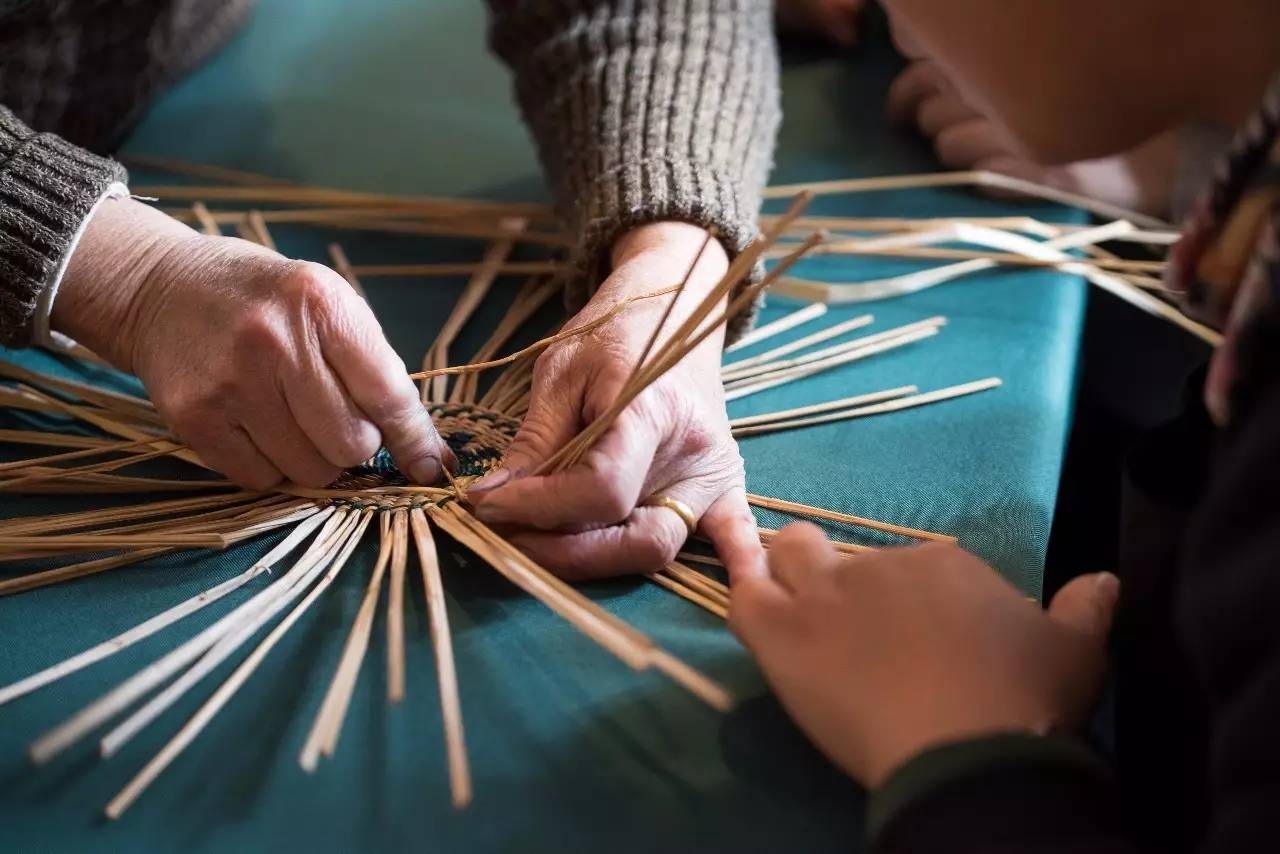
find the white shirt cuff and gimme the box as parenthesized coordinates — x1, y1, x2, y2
(33, 180, 131, 351)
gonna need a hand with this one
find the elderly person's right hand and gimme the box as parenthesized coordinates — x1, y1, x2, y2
(51, 197, 453, 490)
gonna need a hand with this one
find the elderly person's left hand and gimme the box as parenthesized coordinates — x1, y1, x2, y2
(468, 222, 765, 581)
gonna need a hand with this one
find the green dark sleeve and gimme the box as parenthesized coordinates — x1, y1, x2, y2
(868, 733, 1134, 854)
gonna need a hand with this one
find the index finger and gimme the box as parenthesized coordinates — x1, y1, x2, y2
(318, 282, 455, 484)
(472, 411, 658, 531)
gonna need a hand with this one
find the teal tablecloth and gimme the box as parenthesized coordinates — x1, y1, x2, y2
(0, 3, 1085, 851)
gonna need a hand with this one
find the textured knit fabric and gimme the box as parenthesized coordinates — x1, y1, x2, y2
(0, 107, 127, 346)
(487, 0, 781, 341)
(0, 0, 252, 345)
(0, 0, 255, 152)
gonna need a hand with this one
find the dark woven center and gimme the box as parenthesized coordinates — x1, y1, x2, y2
(334, 404, 521, 488)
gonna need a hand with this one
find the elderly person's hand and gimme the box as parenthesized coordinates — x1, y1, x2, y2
(730, 525, 1119, 788)
(51, 197, 454, 490)
(469, 221, 765, 581)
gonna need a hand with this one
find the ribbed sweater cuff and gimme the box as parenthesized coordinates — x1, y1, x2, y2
(568, 156, 763, 342)
(0, 110, 128, 346)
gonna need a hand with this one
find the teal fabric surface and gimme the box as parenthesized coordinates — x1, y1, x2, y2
(0, 3, 1086, 851)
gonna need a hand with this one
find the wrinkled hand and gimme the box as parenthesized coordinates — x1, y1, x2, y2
(469, 221, 764, 581)
(730, 524, 1119, 788)
(53, 197, 453, 490)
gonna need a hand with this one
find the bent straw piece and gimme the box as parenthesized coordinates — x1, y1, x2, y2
(720, 313, 875, 376)
(98, 511, 365, 759)
(723, 327, 940, 402)
(408, 284, 682, 383)
(103, 511, 373, 820)
(409, 509, 472, 808)
(725, 302, 828, 353)
(28, 508, 341, 765)
(300, 514, 394, 770)
(762, 169, 1170, 229)
(190, 202, 221, 236)
(0, 564, 273, 708)
(732, 378, 1004, 438)
(386, 510, 409, 703)
(327, 243, 368, 301)
(648, 573, 728, 619)
(749, 494, 954, 544)
(728, 385, 917, 429)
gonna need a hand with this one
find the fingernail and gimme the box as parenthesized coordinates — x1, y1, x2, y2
(1094, 572, 1120, 608)
(469, 468, 511, 495)
(408, 454, 443, 485)
(441, 444, 459, 473)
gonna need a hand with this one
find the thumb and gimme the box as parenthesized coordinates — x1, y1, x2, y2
(469, 375, 581, 494)
(1047, 572, 1121, 641)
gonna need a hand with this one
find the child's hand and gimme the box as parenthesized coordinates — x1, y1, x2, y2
(885, 53, 1179, 218)
(728, 524, 1119, 788)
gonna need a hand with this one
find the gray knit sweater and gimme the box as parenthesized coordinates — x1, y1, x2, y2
(489, 0, 780, 337)
(0, 0, 780, 346)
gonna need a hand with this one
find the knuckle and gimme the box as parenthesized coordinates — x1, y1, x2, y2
(593, 473, 633, 522)
(278, 260, 340, 306)
(362, 388, 421, 429)
(337, 428, 382, 467)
